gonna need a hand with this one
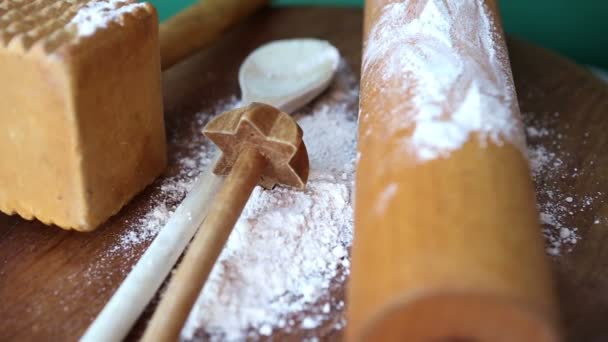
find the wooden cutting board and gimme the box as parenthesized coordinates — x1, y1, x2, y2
(0, 7, 607, 342)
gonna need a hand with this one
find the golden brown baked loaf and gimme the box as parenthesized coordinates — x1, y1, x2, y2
(0, 0, 166, 231)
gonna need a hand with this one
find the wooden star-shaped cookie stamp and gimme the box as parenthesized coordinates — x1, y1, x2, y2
(203, 102, 309, 189)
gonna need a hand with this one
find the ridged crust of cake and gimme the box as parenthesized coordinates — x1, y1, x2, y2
(0, 0, 153, 54)
(0, 0, 164, 231)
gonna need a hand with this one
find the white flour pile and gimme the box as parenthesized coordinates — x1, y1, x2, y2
(70, 0, 145, 36)
(361, 0, 524, 162)
(181, 68, 358, 340)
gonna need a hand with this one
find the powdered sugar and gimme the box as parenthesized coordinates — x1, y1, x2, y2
(182, 66, 358, 340)
(70, 0, 145, 37)
(361, 0, 523, 162)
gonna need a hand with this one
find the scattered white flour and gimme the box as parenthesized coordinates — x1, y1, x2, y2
(375, 183, 398, 214)
(70, 0, 145, 36)
(181, 66, 358, 340)
(525, 113, 602, 256)
(117, 203, 171, 249)
(361, 0, 524, 162)
(110, 98, 239, 253)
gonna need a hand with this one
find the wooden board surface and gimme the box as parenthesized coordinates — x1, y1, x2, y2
(0, 7, 607, 342)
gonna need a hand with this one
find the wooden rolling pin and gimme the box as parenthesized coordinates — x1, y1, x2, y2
(160, 0, 267, 70)
(348, 0, 560, 341)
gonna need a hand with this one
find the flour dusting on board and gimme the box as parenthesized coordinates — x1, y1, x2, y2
(525, 112, 602, 256)
(70, 0, 146, 36)
(361, 0, 524, 162)
(182, 66, 358, 341)
(110, 98, 239, 253)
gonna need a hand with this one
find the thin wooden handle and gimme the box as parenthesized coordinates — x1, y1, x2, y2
(141, 148, 267, 342)
(159, 0, 268, 70)
(80, 156, 223, 342)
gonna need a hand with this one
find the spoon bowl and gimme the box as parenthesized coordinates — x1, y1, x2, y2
(239, 38, 340, 113)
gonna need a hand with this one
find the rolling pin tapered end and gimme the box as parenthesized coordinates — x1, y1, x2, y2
(357, 292, 559, 342)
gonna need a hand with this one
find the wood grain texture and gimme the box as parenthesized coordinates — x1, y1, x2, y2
(0, 7, 606, 341)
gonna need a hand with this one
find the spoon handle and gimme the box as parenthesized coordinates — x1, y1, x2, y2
(80, 158, 223, 342)
(141, 148, 267, 342)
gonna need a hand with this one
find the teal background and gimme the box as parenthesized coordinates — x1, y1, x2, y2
(149, 0, 608, 69)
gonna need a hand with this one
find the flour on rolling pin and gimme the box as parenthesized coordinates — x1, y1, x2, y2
(353, 0, 559, 340)
(362, 0, 524, 162)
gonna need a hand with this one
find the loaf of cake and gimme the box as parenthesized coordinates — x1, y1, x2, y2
(0, 0, 166, 231)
